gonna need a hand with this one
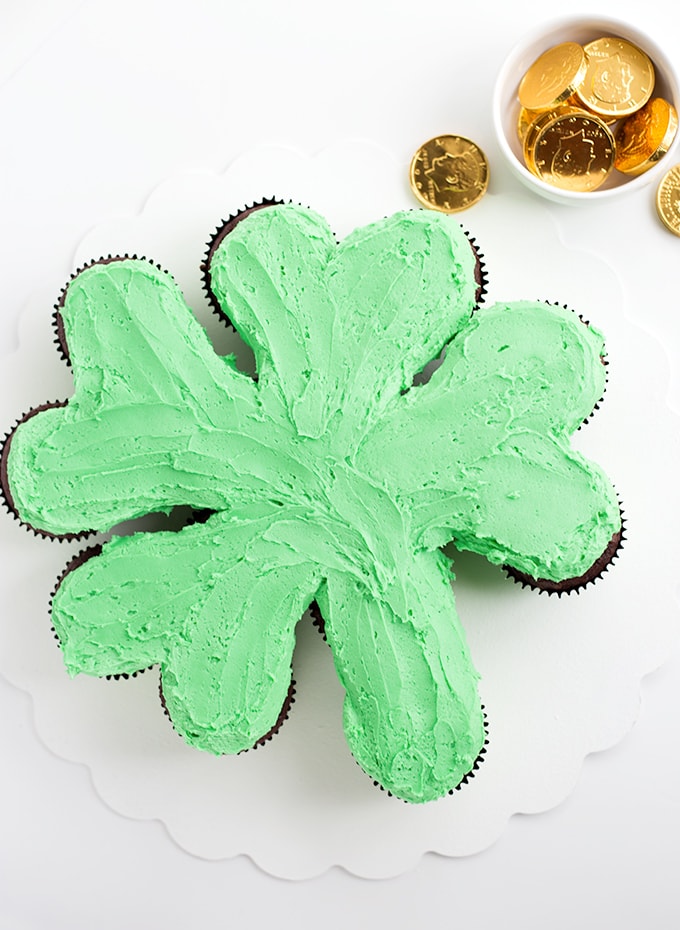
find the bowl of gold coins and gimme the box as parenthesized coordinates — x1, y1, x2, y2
(492, 16, 680, 203)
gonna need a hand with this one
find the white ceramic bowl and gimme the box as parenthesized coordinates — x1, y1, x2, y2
(492, 15, 680, 204)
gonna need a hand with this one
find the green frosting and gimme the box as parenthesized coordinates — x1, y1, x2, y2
(5, 204, 620, 803)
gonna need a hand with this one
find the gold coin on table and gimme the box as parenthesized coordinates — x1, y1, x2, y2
(523, 106, 615, 192)
(576, 36, 655, 118)
(656, 162, 680, 236)
(409, 135, 489, 213)
(614, 97, 678, 175)
(518, 41, 587, 112)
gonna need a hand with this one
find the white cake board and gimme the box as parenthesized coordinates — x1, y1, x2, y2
(0, 141, 678, 878)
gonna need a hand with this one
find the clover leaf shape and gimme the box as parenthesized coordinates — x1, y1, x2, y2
(4, 203, 621, 803)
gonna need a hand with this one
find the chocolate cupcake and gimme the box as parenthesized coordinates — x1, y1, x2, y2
(158, 672, 298, 751)
(504, 502, 626, 596)
(1, 400, 84, 541)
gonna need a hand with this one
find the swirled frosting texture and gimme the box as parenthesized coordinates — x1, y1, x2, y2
(6, 204, 620, 802)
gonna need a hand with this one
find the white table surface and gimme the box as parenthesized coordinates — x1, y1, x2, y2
(1, 1, 679, 927)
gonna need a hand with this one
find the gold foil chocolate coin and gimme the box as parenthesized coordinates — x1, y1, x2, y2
(518, 41, 587, 112)
(524, 107, 615, 192)
(576, 36, 655, 118)
(614, 97, 678, 175)
(409, 135, 489, 212)
(517, 106, 534, 143)
(656, 162, 680, 236)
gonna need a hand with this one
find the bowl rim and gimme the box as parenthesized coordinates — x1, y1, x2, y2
(491, 14, 680, 203)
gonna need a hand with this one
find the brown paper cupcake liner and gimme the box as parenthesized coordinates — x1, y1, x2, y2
(308, 600, 327, 641)
(464, 230, 488, 308)
(450, 709, 489, 794)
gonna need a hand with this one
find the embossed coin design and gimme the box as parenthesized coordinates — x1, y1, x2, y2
(518, 41, 587, 112)
(409, 135, 489, 212)
(656, 162, 680, 236)
(576, 36, 655, 118)
(524, 107, 615, 192)
(615, 98, 678, 175)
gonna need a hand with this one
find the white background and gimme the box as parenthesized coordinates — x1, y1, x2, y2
(1, 1, 679, 928)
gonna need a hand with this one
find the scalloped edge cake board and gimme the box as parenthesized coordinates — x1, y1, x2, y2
(0, 142, 678, 879)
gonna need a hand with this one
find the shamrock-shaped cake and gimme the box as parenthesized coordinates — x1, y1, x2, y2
(2, 202, 621, 803)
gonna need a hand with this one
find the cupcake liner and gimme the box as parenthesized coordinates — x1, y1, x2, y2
(250, 678, 298, 750)
(308, 599, 327, 641)
(450, 709, 489, 793)
(463, 230, 488, 307)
